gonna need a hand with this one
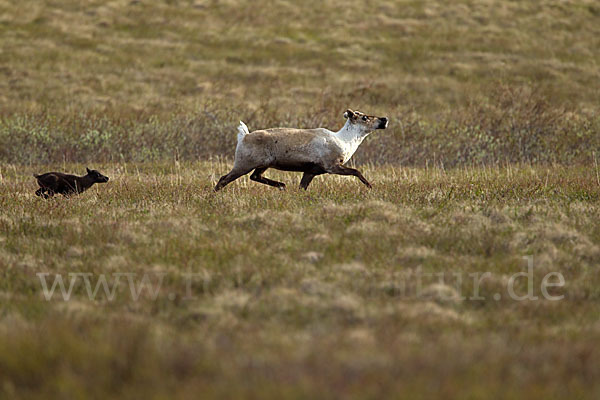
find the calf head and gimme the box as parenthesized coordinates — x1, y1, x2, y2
(86, 167, 109, 183)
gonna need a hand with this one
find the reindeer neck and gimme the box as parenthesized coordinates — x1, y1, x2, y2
(334, 120, 372, 163)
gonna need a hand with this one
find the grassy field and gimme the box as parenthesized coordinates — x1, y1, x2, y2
(2, 0, 600, 115)
(1, 0, 599, 165)
(1, 164, 600, 398)
(1, 0, 600, 398)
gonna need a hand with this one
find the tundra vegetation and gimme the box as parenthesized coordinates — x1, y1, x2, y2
(1, 0, 600, 399)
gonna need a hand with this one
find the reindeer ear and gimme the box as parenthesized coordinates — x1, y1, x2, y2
(86, 167, 91, 174)
(343, 109, 354, 119)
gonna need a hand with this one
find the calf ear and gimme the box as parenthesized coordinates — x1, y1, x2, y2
(86, 167, 91, 174)
(343, 109, 354, 119)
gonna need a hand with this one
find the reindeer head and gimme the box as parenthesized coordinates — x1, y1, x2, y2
(86, 167, 109, 183)
(343, 109, 388, 131)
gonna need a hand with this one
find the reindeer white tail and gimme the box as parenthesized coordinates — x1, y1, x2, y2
(237, 121, 249, 142)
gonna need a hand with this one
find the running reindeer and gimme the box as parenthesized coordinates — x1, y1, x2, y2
(214, 109, 388, 191)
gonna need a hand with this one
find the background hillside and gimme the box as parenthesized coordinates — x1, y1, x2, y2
(1, 0, 599, 164)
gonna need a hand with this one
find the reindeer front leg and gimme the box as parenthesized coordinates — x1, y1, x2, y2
(329, 164, 372, 189)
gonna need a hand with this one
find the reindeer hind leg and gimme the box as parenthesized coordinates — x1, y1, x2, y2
(250, 168, 286, 190)
(214, 167, 253, 191)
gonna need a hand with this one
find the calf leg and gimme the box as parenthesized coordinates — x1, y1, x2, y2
(329, 165, 372, 188)
(214, 167, 253, 191)
(35, 187, 54, 199)
(250, 168, 286, 190)
(299, 172, 316, 190)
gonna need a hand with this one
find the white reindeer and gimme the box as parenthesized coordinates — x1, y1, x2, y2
(214, 109, 388, 191)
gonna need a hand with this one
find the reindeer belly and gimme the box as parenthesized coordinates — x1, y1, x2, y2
(272, 136, 342, 169)
(272, 161, 327, 174)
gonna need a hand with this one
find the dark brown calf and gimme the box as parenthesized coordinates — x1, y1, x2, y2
(34, 167, 109, 198)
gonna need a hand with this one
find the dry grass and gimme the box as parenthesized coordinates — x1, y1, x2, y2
(1, 1, 599, 166)
(1, 0, 599, 116)
(1, 163, 600, 398)
(1, 85, 599, 165)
